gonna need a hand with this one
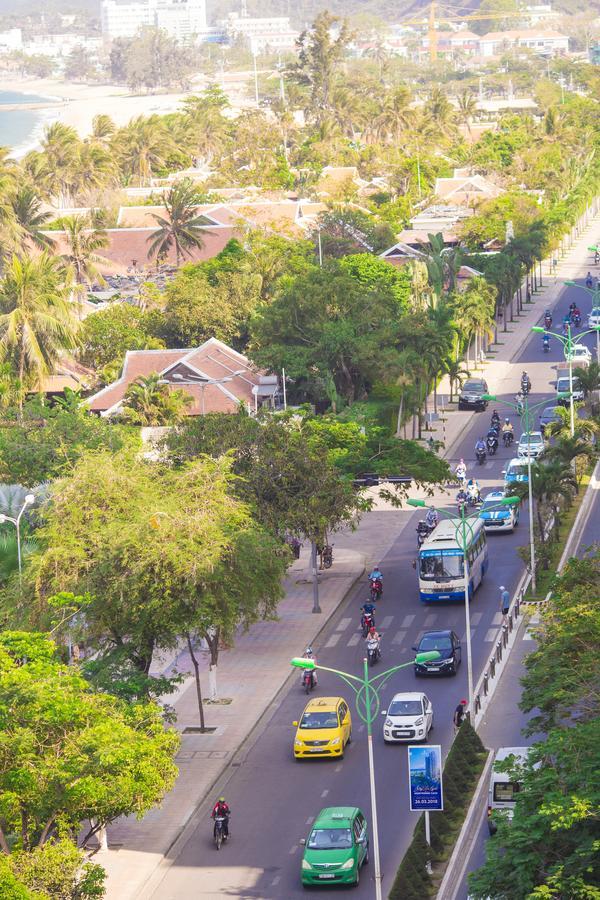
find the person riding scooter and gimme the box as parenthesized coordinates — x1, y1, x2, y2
(502, 418, 514, 446)
(521, 371, 531, 395)
(544, 310, 552, 329)
(486, 429, 499, 455)
(466, 478, 481, 505)
(543, 333, 550, 352)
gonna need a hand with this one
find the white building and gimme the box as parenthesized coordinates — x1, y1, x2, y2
(479, 29, 569, 57)
(224, 12, 298, 53)
(101, 0, 207, 41)
(0, 28, 22, 53)
(23, 33, 103, 58)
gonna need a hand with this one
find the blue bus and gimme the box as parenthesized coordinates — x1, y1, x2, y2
(417, 517, 488, 602)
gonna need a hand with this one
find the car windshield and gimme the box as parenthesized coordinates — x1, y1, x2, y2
(419, 635, 452, 651)
(541, 407, 558, 420)
(508, 464, 528, 477)
(481, 499, 507, 512)
(388, 699, 422, 716)
(463, 381, 484, 392)
(520, 433, 542, 444)
(308, 828, 353, 850)
(299, 712, 338, 729)
(420, 552, 463, 580)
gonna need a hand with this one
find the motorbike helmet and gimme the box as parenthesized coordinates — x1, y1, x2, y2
(505, 417, 510, 423)
(218, 796, 225, 802)
(369, 626, 376, 635)
(305, 646, 313, 656)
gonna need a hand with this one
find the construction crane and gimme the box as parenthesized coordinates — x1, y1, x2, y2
(400, 2, 537, 61)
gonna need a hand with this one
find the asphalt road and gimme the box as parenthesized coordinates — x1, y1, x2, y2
(149, 276, 600, 900)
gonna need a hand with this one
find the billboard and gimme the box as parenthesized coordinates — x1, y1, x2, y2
(408, 745, 443, 811)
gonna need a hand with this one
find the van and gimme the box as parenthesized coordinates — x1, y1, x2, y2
(487, 746, 531, 834)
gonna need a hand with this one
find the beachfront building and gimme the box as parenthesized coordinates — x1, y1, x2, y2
(101, 0, 207, 41)
(478, 28, 569, 57)
(223, 12, 298, 53)
(0, 29, 22, 54)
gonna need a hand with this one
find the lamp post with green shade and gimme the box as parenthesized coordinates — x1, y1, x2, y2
(565, 275, 600, 311)
(407, 495, 519, 717)
(532, 323, 600, 435)
(291, 651, 441, 900)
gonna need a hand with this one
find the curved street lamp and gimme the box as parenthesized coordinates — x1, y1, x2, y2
(0, 493, 35, 582)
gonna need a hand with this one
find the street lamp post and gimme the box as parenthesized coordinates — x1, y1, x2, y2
(563, 280, 600, 363)
(291, 650, 441, 900)
(0, 493, 35, 583)
(407, 495, 519, 713)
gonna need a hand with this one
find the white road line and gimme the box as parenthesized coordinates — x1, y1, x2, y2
(380, 615, 394, 629)
(424, 613, 437, 627)
(358, 724, 365, 732)
(392, 630, 407, 645)
(305, 817, 314, 825)
(289, 846, 298, 855)
(485, 461, 494, 469)
(483, 628, 497, 642)
(491, 612, 503, 625)
(471, 612, 483, 626)
(336, 617, 352, 631)
(324, 633, 341, 648)
(348, 633, 360, 646)
(334, 764, 342, 772)
(271, 876, 281, 886)
(321, 789, 329, 798)
(401, 614, 416, 629)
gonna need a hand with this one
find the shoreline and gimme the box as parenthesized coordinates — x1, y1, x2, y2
(0, 75, 203, 155)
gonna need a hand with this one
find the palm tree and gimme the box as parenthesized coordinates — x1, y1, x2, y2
(58, 215, 109, 287)
(39, 122, 80, 207)
(573, 363, 600, 401)
(120, 373, 192, 426)
(0, 253, 79, 410)
(71, 142, 116, 203)
(443, 358, 470, 403)
(546, 403, 600, 443)
(456, 90, 477, 136)
(147, 179, 210, 267)
(114, 116, 174, 186)
(526, 460, 576, 553)
(425, 87, 456, 139)
(91, 114, 116, 143)
(10, 186, 54, 252)
(373, 86, 413, 144)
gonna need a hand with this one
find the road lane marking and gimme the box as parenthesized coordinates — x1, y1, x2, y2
(324, 634, 341, 648)
(335, 764, 342, 772)
(348, 633, 360, 646)
(483, 628, 497, 642)
(424, 613, 437, 627)
(380, 615, 393, 629)
(305, 817, 314, 825)
(336, 617, 352, 631)
(492, 612, 503, 625)
(401, 615, 415, 628)
(471, 612, 483, 626)
(271, 876, 281, 886)
(289, 845, 298, 854)
(485, 461, 494, 469)
(358, 724, 365, 732)
(321, 789, 329, 798)
(392, 630, 406, 645)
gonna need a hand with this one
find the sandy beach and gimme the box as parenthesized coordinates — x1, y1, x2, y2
(0, 75, 207, 150)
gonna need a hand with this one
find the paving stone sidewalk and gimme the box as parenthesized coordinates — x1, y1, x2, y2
(96, 212, 599, 898)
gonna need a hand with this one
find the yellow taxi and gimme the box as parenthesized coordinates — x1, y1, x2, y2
(293, 697, 352, 760)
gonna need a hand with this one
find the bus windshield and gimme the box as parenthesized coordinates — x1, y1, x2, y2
(420, 552, 464, 581)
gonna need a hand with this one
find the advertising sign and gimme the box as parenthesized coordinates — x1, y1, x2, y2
(408, 745, 443, 811)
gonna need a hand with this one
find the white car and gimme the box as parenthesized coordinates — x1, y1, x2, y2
(588, 308, 600, 329)
(517, 431, 545, 459)
(382, 692, 433, 743)
(566, 344, 592, 367)
(479, 490, 520, 533)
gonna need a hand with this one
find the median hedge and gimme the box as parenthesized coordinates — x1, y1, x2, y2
(388, 721, 486, 900)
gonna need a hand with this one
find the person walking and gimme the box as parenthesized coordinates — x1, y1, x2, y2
(500, 585, 510, 623)
(453, 699, 467, 733)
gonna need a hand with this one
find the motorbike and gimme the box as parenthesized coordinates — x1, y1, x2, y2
(544, 314, 552, 329)
(370, 578, 383, 602)
(502, 429, 514, 447)
(214, 815, 229, 850)
(543, 336, 550, 353)
(476, 447, 486, 465)
(456, 490, 468, 515)
(586, 277, 593, 289)
(490, 415, 500, 430)
(367, 637, 381, 666)
(321, 544, 333, 569)
(302, 668, 316, 695)
(361, 610, 375, 638)
(486, 435, 498, 456)
(521, 379, 531, 396)
(466, 485, 481, 507)
(572, 313, 581, 328)
(595, 253, 599, 265)
(416, 520, 433, 548)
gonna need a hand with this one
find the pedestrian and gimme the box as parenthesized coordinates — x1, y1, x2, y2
(500, 585, 510, 623)
(453, 699, 467, 733)
(526, 286, 532, 303)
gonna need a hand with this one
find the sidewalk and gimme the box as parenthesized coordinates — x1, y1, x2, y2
(95, 212, 599, 899)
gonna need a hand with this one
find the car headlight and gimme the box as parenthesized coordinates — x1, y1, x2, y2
(385, 719, 393, 727)
(330, 738, 340, 745)
(302, 859, 312, 870)
(340, 858, 355, 870)
(295, 740, 302, 746)
(414, 718, 424, 726)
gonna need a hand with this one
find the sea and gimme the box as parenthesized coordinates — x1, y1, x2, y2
(0, 90, 58, 157)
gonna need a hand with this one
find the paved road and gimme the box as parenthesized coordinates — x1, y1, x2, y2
(148, 277, 599, 900)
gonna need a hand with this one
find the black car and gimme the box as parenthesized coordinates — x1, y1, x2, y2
(458, 379, 489, 411)
(413, 630, 462, 676)
(539, 405, 562, 435)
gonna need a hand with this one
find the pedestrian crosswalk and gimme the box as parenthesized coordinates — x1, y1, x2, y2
(326, 607, 532, 654)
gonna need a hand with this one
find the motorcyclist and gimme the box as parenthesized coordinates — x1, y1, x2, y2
(585, 272, 593, 288)
(502, 417, 514, 436)
(475, 437, 486, 459)
(366, 625, 381, 660)
(425, 506, 439, 529)
(572, 306, 581, 325)
(455, 458, 467, 484)
(490, 410, 500, 428)
(456, 487, 468, 510)
(486, 429, 498, 451)
(368, 566, 383, 600)
(543, 333, 550, 349)
(521, 371, 531, 393)
(212, 797, 231, 838)
(302, 646, 318, 686)
(544, 310, 552, 327)
(563, 314, 570, 334)
(466, 478, 480, 503)
(515, 391, 524, 414)
(360, 601, 376, 631)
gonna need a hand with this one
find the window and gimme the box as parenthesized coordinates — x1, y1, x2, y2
(299, 712, 339, 729)
(353, 818, 362, 841)
(339, 702, 348, 724)
(493, 781, 521, 802)
(388, 699, 422, 716)
(420, 552, 464, 580)
(308, 828, 353, 850)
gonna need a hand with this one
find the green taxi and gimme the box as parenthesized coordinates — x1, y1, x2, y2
(301, 806, 369, 887)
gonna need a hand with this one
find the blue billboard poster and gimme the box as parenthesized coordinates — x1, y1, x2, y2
(408, 745, 443, 811)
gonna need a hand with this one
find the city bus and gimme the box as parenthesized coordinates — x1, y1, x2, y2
(417, 517, 488, 602)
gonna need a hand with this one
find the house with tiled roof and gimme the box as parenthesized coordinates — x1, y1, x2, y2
(433, 171, 504, 208)
(86, 338, 280, 418)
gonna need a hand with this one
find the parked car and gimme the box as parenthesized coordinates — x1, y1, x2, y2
(479, 490, 520, 532)
(382, 692, 433, 743)
(588, 307, 600, 329)
(566, 343, 592, 367)
(413, 630, 461, 676)
(517, 431, 545, 459)
(503, 458, 529, 486)
(301, 807, 369, 887)
(458, 379, 489, 411)
(539, 405, 562, 435)
(293, 697, 352, 760)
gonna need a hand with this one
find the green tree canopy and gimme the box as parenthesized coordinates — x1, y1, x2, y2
(78, 303, 164, 382)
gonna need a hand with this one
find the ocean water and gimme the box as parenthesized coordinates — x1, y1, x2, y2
(0, 90, 55, 156)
